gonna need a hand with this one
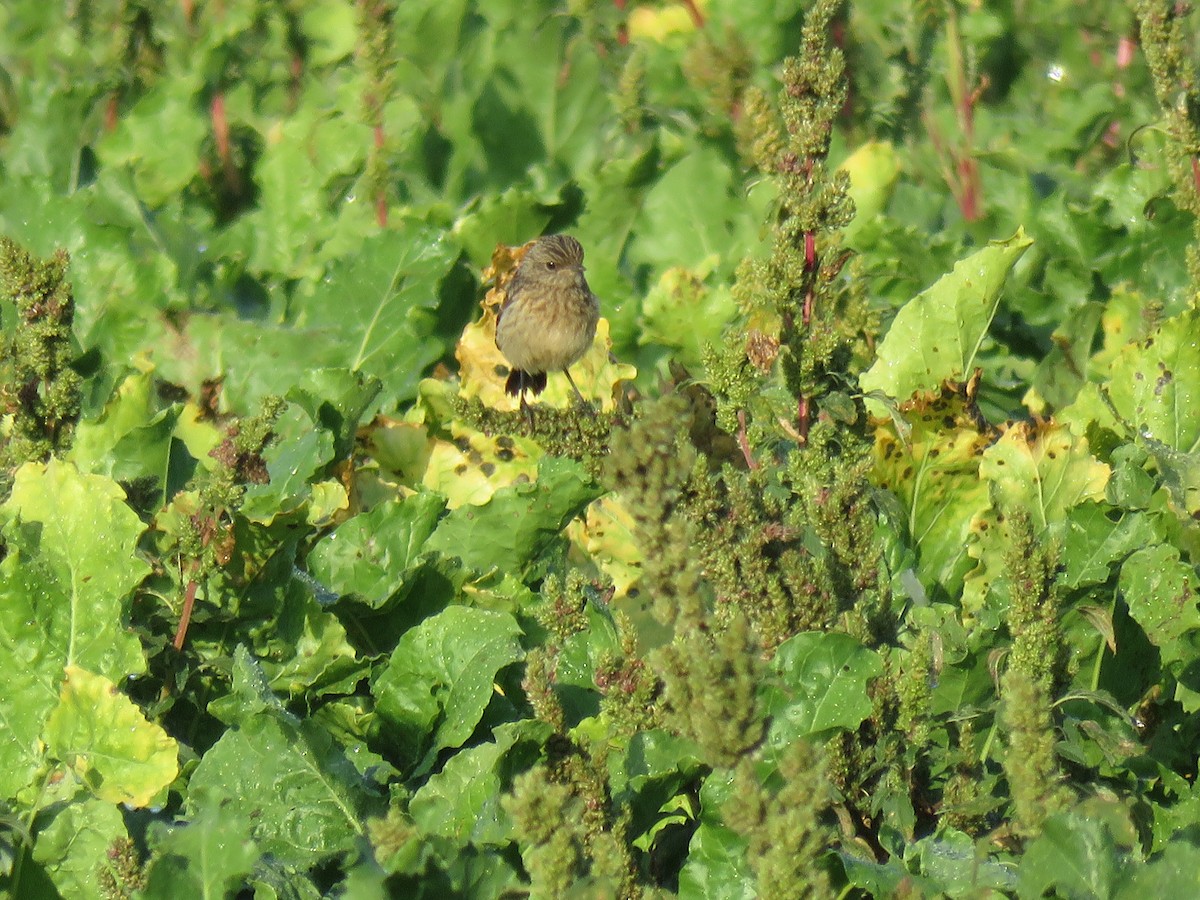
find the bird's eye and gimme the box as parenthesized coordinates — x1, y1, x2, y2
(545, 261, 557, 270)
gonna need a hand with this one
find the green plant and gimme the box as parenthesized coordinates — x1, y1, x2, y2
(5, 0, 1200, 897)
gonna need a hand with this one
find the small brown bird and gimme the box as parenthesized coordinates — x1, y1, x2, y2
(495, 234, 599, 417)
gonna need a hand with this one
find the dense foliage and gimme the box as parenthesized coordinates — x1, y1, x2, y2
(3, 0, 1200, 897)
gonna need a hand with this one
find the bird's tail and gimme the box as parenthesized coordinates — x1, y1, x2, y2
(504, 369, 548, 397)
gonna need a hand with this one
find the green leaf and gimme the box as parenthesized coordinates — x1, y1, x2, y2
(555, 600, 623, 691)
(1117, 842, 1200, 897)
(30, 797, 127, 900)
(294, 225, 460, 405)
(630, 147, 750, 274)
(96, 77, 207, 206)
(3, 459, 149, 676)
(764, 632, 884, 745)
(373, 606, 523, 774)
(143, 805, 260, 899)
(839, 852, 936, 899)
(45, 666, 178, 807)
(426, 456, 602, 576)
(286, 367, 383, 464)
(307, 492, 447, 608)
(69, 366, 186, 493)
(1061, 504, 1155, 590)
(1120, 544, 1200, 670)
(916, 828, 1017, 893)
(639, 265, 737, 368)
(860, 229, 1034, 407)
(189, 652, 377, 867)
(1137, 433, 1200, 525)
(871, 381, 994, 601)
(409, 720, 547, 848)
(240, 402, 336, 524)
(677, 772, 755, 900)
(1018, 810, 1126, 900)
(221, 113, 373, 281)
(249, 572, 363, 699)
(1105, 309, 1200, 452)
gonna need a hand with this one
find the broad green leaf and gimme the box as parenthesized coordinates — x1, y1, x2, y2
(4, 459, 149, 675)
(860, 229, 1033, 408)
(293, 225, 459, 405)
(249, 574, 363, 699)
(1137, 433, 1200, 524)
(30, 797, 127, 900)
(630, 147, 750, 274)
(70, 364, 184, 490)
(840, 852, 939, 899)
(409, 721, 547, 848)
(961, 421, 1109, 617)
(764, 632, 884, 744)
(220, 113, 373, 281)
(1105, 309, 1200, 453)
(426, 456, 603, 576)
(143, 805, 260, 898)
(572, 147, 660, 353)
(640, 264, 737, 368)
(299, 1, 358, 65)
(678, 820, 757, 900)
(308, 492, 447, 608)
(286, 367, 383, 468)
(207, 643, 294, 726)
(1120, 544, 1200, 671)
(44, 666, 178, 807)
(841, 140, 900, 247)
(1018, 810, 1126, 900)
(916, 828, 1017, 893)
(1024, 301, 1105, 414)
(1117, 842, 1200, 897)
(555, 600, 623, 691)
(677, 772, 755, 900)
(189, 658, 376, 866)
(452, 186, 554, 267)
(1061, 504, 1155, 590)
(980, 420, 1109, 531)
(373, 606, 523, 774)
(96, 76, 207, 206)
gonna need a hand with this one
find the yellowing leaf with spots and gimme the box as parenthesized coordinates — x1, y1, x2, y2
(961, 421, 1109, 617)
(569, 494, 644, 598)
(871, 375, 994, 601)
(980, 421, 1110, 531)
(423, 425, 540, 509)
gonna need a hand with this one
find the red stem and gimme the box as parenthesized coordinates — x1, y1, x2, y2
(374, 123, 388, 227)
(680, 0, 705, 28)
(211, 92, 239, 196)
(173, 578, 199, 650)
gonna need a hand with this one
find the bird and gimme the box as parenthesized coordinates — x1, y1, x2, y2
(494, 234, 599, 419)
